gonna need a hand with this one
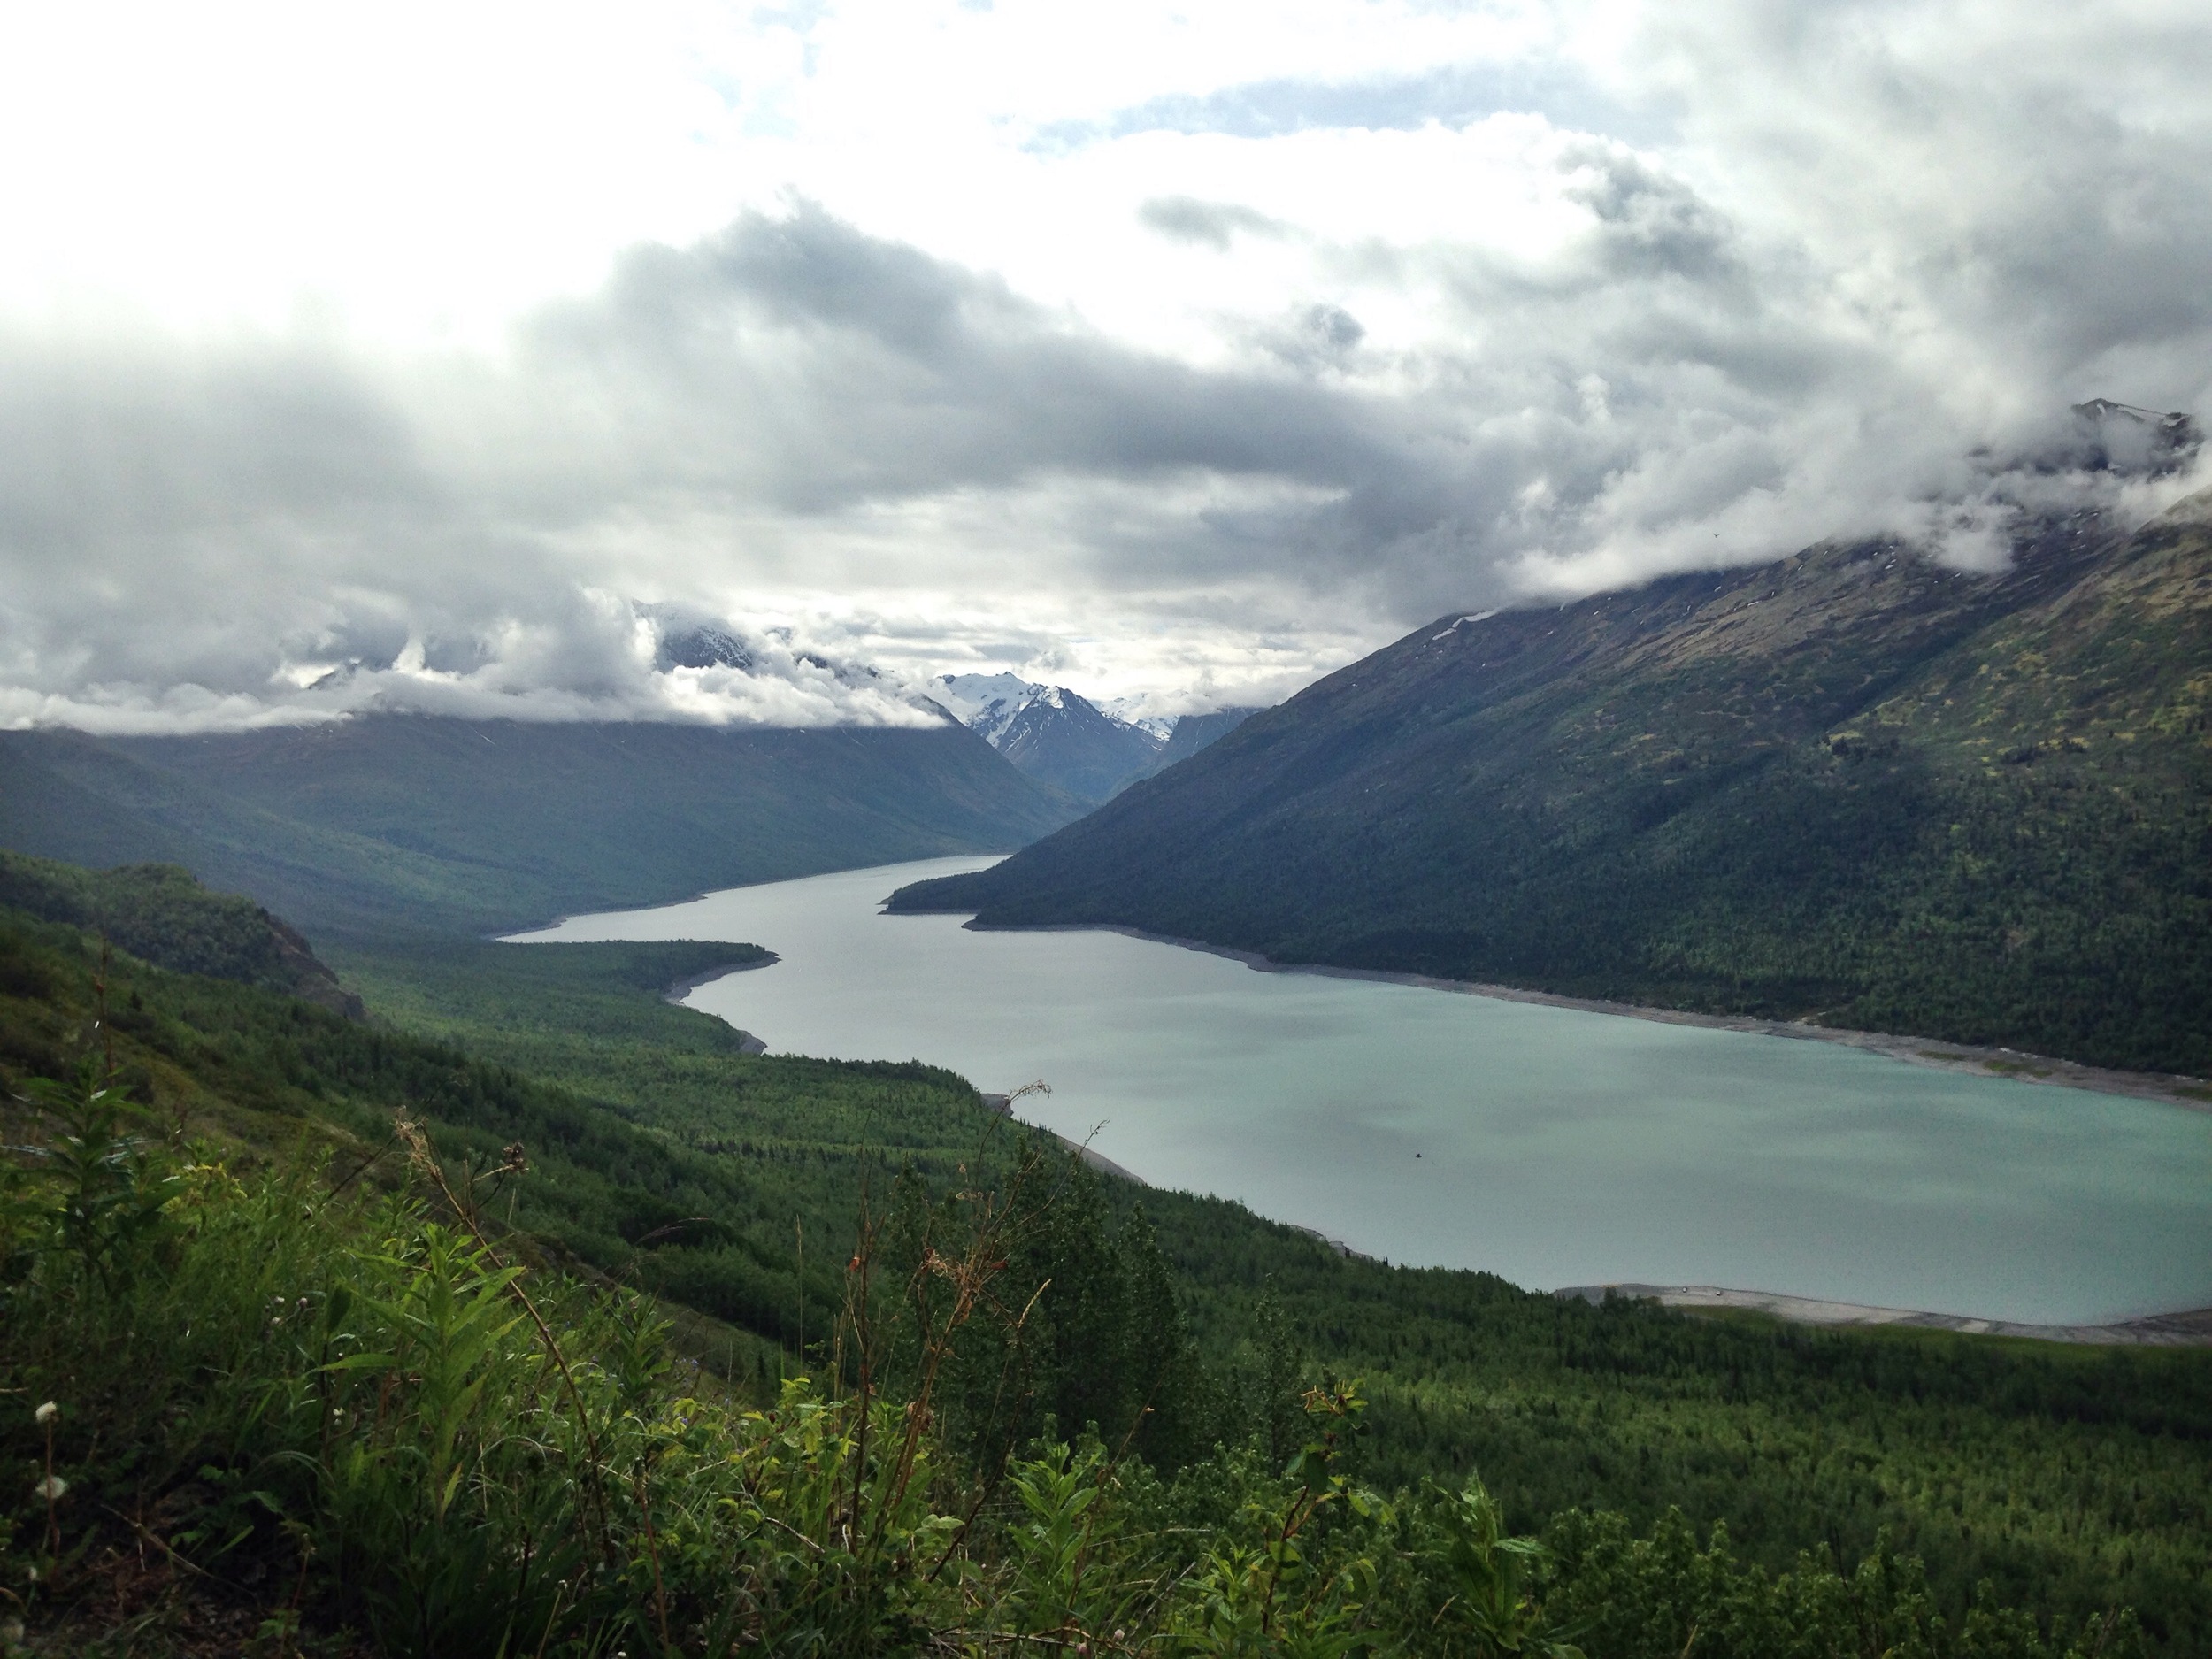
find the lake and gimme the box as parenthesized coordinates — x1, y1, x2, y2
(512, 856, 2212, 1327)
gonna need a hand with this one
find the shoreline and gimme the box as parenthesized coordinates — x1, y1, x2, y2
(907, 912, 2211, 1111)
(1556, 1283, 2212, 1348)
(663, 956, 777, 1053)
(992, 1089, 2204, 1346)
(659, 952, 779, 1005)
(979, 1092, 1148, 1185)
(514, 881, 2212, 1347)
(895, 903, 2212, 1341)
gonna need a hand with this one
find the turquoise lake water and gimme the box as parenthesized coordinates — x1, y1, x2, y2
(512, 856, 2212, 1326)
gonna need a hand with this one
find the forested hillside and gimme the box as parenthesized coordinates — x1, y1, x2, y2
(0, 714, 1081, 942)
(894, 495, 2212, 1075)
(4, 873, 2208, 1653)
(0, 849, 363, 1016)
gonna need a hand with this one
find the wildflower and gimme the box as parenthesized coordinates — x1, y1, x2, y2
(33, 1401, 57, 1425)
(34, 1476, 65, 1502)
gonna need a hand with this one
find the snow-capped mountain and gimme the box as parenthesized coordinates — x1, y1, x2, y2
(1099, 697, 1177, 742)
(654, 618, 756, 672)
(931, 672, 1041, 747)
(627, 605, 964, 729)
(933, 674, 1166, 803)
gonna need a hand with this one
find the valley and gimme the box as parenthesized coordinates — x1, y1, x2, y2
(9, 9, 2209, 1649)
(517, 856, 2212, 1330)
(3, 463, 2208, 1657)
(5, 865, 2210, 1652)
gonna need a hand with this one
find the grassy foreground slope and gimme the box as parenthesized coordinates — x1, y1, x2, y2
(0, 714, 1081, 942)
(894, 496, 2212, 1075)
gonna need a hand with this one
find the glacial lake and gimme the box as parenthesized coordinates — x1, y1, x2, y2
(512, 856, 2212, 1327)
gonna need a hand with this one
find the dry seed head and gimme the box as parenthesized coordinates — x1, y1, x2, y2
(33, 1401, 57, 1425)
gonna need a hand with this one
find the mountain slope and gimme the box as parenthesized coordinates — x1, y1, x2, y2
(0, 715, 1082, 942)
(1156, 706, 1261, 767)
(892, 496, 2212, 1074)
(0, 849, 364, 1016)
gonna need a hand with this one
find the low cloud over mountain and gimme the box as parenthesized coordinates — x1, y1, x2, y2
(2, 1, 2208, 731)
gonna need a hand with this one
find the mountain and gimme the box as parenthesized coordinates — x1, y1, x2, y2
(0, 715, 1081, 943)
(893, 492, 2212, 1076)
(2065, 398, 2202, 476)
(995, 687, 1167, 801)
(930, 672, 1043, 746)
(933, 674, 1165, 802)
(929, 673, 1270, 800)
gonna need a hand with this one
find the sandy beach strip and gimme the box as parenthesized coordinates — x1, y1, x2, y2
(1555, 1283, 2212, 1347)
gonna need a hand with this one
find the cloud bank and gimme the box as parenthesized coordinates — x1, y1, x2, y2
(2, 0, 2208, 731)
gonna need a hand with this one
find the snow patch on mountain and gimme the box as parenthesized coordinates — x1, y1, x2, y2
(1100, 695, 1177, 741)
(933, 672, 1040, 746)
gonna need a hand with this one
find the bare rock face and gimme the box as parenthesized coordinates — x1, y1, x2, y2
(2065, 399, 2202, 477)
(263, 910, 368, 1019)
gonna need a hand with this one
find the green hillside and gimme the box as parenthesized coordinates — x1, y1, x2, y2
(4, 865, 2208, 1650)
(0, 715, 1082, 943)
(893, 495, 2212, 1075)
(0, 849, 364, 1016)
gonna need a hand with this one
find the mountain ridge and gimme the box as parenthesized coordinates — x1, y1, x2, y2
(890, 495, 2212, 1074)
(0, 714, 1081, 943)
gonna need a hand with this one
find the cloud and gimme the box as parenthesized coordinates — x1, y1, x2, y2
(1138, 196, 1291, 250)
(2, 0, 2210, 731)
(526, 201, 1394, 503)
(1034, 61, 1668, 150)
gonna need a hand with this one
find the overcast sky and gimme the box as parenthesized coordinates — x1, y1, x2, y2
(4, 0, 2208, 731)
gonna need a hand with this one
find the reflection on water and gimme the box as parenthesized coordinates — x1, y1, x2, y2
(512, 856, 2212, 1326)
